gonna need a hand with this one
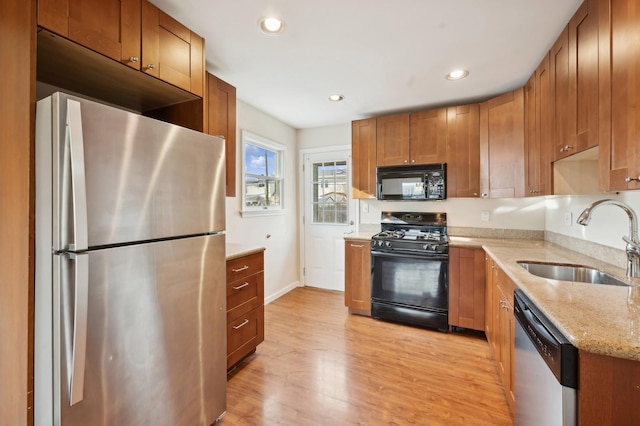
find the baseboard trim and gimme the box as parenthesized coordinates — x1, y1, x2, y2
(265, 281, 302, 305)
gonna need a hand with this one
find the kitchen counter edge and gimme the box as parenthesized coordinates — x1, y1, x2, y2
(226, 243, 266, 261)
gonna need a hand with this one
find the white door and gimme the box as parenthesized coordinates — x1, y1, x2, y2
(303, 149, 356, 291)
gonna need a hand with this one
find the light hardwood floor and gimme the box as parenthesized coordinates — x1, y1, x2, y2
(220, 287, 513, 425)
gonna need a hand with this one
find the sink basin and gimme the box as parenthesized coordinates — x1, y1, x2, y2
(517, 261, 631, 286)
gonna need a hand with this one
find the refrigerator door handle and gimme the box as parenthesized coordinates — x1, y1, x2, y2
(68, 253, 89, 405)
(66, 99, 89, 251)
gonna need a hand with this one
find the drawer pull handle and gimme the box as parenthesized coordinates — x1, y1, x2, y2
(350, 244, 364, 248)
(233, 319, 249, 330)
(233, 282, 250, 290)
(232, 265, 249, 273)
(625, 176, 640, 183)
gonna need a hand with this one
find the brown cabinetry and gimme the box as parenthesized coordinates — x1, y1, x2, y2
(344, 240, 371, 316)
(524, 54, 554, 196)
(449, 247, 485, 331)
(551, 26, 571, 160)
(38, 0, 141, 69)
(376, 113, 411, 166)
(376, 110, 448, 167)
(409, 108, 447, 164)
(598, 0, 640, 191)
(142, 0, 204, 96)
(446, 104, 481, 198)
(480, 89, 526, 198)
(485, 256, 516, 413)
(351, 118, 377, 199)
(207, 73, 237, 197)
(226, 250, 265, 370)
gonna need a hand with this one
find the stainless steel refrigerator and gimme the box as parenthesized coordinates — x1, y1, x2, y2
(34, 92, 227, 425)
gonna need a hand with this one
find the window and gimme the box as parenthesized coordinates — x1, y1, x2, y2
(311, 161, 348, 224)
(242, 131, 284, 215)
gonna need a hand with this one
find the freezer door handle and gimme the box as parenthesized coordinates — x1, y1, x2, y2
(66, 99, 88, 251)
(68, 253, 89, 405)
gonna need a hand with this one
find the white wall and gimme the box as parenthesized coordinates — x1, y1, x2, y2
(297, 123, 351, 150)
(226, 100, 300, 302)
(546, 192, 640, 251)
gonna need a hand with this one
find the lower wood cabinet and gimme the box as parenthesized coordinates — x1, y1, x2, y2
(344, 239, 371, 316)
(485, 255, 516, 414)
(226, 250, 265, 370)
(449, 247, 485, 331)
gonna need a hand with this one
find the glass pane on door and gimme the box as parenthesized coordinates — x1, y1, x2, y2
(311, 161, 348, 224)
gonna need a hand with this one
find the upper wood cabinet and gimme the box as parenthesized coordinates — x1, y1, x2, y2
(449, 247, 485, 331)
(352, 118, 377, 199)
(551, 26, 572, 160)
(376, 110, 447, 166)
(376, 113, 410, 166)
(479, 89, 526, 198)
(598, 0, 640, 191)
(409, 108, 447, 164)
(142, 0, 204, 96)
(446, 104, 481, 198)
(38, 0, 141, 70)
(524, 54, 553, 196)
(207, 73, 237, 197)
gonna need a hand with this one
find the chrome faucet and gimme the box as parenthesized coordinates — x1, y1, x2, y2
(577, 199, 640, 278)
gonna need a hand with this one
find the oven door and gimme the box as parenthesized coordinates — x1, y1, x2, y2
(371, 250, 448, 311)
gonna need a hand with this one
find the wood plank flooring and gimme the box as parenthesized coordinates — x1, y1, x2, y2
(220, 287, 513, 425)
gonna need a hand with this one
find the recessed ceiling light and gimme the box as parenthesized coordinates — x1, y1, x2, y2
(446, 69, 469, 80)
(259, 17, 285, 35)
(328, 94, 345, 102)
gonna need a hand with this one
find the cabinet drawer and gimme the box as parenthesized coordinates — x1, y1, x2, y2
(226, 252, 263, 282)
(227, 272, 261, 321)
(227, 306, 264, 368)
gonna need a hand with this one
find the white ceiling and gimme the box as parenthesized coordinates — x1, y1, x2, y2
(151, 0, 583, 130)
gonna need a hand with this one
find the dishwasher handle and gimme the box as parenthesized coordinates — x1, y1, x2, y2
(514, 290, 578, 389)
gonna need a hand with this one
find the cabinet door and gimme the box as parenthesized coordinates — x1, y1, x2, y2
(376, 113, 410, 166)
(344, 241, 371, 315)
(38, 0, 141, 69)
(568, 0, 600, 155)
(485, 257, 499, 358)
(449, 248, 485, 331)
(551, 26, 572, 159)
(598, 0, 640, 190)
(352, 118, 377, 198)
(207, 73, 237, 197)
(536, 53, 554, 195)
(497, 284, 515, 412)
(446, 104, 481, 198)
(409, 108, 447, 164)
(142, 0, 205, 96)
(524, 73, 540, 196)
(480, 88, 525, 198)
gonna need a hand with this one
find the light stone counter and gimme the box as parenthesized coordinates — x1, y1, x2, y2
(480, 240, 640, 361)
(226, 243, 265, 261)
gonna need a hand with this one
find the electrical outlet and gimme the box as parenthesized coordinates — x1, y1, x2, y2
(481, 211, 490, 222)
(563, 212, 573, 226)
(362, 202, 369, 213)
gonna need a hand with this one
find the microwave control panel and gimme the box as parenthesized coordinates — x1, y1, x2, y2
(426, 172, 445, 199)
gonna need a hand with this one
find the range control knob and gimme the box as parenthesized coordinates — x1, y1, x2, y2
(385, 241, 392, 248)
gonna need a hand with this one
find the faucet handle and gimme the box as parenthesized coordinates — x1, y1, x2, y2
(623, 235, 640, 250)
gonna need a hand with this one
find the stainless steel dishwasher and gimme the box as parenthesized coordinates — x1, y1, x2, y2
(514, 290, 578, 425)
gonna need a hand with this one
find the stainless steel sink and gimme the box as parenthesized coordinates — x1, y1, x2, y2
(517, 261, 631, 286)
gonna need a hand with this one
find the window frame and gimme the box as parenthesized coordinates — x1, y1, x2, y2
(241, 130, 286, 217)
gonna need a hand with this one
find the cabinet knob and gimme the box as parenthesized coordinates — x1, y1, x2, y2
(411, 159, 415, 163)
(473, 192, 478, 196)
(559, 145, 574, 153)
(129, 56, 139, 63)
(404, 160, 408, 163)
(146, 64, 155, 70)
(625, 176, 640, 183)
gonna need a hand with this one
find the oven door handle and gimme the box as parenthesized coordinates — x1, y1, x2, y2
(370, 250, 449, 262)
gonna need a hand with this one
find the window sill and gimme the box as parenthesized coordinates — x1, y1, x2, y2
(240, 209, 286, 218)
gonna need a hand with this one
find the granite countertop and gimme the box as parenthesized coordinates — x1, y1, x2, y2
(226, 243, 265, 261)
(479, 240, 640, 361)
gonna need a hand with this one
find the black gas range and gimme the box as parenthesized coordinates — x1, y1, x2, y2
(371, 212, 449, 331)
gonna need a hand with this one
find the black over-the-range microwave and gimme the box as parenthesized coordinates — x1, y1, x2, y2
(377, 163, 446, 201)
